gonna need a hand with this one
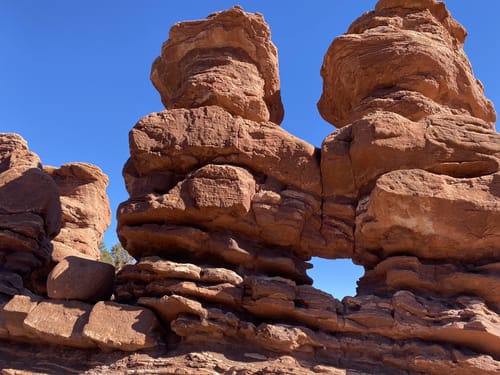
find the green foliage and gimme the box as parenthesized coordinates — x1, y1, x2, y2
(111, 243, 135, 271)
(99, 241, 134, 271)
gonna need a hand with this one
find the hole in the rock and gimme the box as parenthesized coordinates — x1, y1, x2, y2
(308, 257, 364, 299)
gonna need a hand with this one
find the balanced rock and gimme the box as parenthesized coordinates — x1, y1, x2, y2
(45, 162, 111, 261)
(151, 6, 284, 124)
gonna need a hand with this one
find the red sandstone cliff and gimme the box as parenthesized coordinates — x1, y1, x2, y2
(0, 1, 499, 374)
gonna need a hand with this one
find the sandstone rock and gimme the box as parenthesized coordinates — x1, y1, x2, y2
(355, 169, 500, 266)
(118, 168, 324, 260)
(0, 133, 40, 173)
(0, 167, 61, 247)
(5, 2, 490, 374)
(318, 0, 496, 127)
(151, 6, 283, 124)
(322, 111, 500, 199)
(2, 295, 40, 338)
(46, 256, 115, 302)
(23, 300, 94, 348)
(83, 301, 161, 351)
(126, 106, 319, 194)
(139, 294, 207, 323)
(46, 162, 111, 260)
(0, 154, 61, 292)
(359, 256, 500, 311)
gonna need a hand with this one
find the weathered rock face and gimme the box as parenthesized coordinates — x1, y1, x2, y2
(151, 6, 284, 124)
(116, 2, 500, 374)
(116, 1, 500, 373)
(45, 162, 111, 261)
(0, 134, 61, 294)
(318, 0, 496, 128)
(1, 1, 500, 374)
(0, 134, 112, 300)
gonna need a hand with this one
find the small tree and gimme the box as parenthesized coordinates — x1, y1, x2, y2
(99, 241, 114, 265)
(99, 241, 134, 271)
(110, 243, 135, 271)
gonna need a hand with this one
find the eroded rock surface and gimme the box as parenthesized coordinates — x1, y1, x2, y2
(0, 134, 61, 295)
(1, 1, 500, 374)
(151, 6, 284, 124)
(46, 162, 111, 261)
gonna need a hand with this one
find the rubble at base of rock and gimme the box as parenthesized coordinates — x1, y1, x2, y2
(1, 1, 499, 374)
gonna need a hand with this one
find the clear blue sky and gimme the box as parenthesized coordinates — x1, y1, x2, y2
(1, 1, 498, 298)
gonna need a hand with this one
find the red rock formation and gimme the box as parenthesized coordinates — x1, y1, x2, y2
(115, 2, 500, 373)
(0, 134, 113, 300)
(45, 162, 111, 261)
(151, 6, 284, 124)
(1, 1, 499, 374)
(0, 134, 61, 295)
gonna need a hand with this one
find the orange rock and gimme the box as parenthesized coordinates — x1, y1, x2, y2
(318, 0, 496, 127)
(45, 162, 111, 260)
(151, 7, 283, 124)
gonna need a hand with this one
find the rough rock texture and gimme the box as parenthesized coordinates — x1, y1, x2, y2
(0, 295, 161, 351)
(40, 163, 112, 301)
(45, 162, 111, 261)
(318, 0, 496, 128)
(0, 134, 61, 295)
(151, 6, 284, 124)
(47, 256, 115, 302)
(0, 134, 112, 300)
(115, 2, 499, 374)
(1, 1, 500, 374)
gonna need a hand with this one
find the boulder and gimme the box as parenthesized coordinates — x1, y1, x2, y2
(355, 169, 500, 266)
(82, 301, 161, 351)
(47, 256, 115, 302)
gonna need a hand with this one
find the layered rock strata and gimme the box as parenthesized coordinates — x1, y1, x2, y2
(0, 134, 113, 300)
(45, 162, 111, 261)
(0, 133, 61, 295)
(115, 2, 500, 374)
(0, 1, 498, 374)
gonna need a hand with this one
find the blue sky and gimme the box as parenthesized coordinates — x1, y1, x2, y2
(1, 1, 498, 298)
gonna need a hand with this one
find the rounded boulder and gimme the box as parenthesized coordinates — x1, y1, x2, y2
(47, 256, 115, 302)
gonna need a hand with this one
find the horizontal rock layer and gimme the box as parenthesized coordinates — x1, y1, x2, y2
(0, 295, 161, 351)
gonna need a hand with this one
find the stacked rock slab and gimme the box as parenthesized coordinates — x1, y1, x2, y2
(118, 6, 322, 301)
(115, 2, 500, 374)
(44, 163, 115, 302)
(0, 133, 61, 297)
(0, 134, 114, 301)
(319, 0, 500, 307)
